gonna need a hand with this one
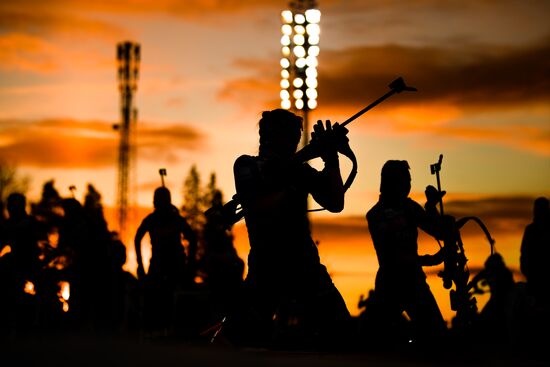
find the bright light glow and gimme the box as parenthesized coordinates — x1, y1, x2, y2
(293, 46, 306, 58)
(305, 67, 317, 78)
(24, 281, 36, 296)
(296, 57, 307, 68)
(281, 24, 292, 35)
(59, 281, 70, 300)
(280, 79, 290, 89)
(281, 10, 293, 23)
(306, 24, 321, 36)
(281, 99, 291, 109)
(308, 99, 318, 109)
(295, 99, 304, 110)
(294, 14, 305, 24)
(293, 34, 305, 46)
(281, 69, 290, 79)
(281, 35, 290, 46)
(293, 89, 304, 99)
(58, 281, 70, 312)
(306, 88, 318, 99)
(309, 46, 320, 57)
(308, 35, 320, 45)
(280, 90, 290, 100)
(294, 25, 305, 34)
(293, 78, 304, 88)
(280, 58, 290, 68)
(306, 78, 318, 88)
(0, 245, 11, 257)
(282, 46, 290, 56)
(306, 55, 318, 67)
(305, 9, 321, 23)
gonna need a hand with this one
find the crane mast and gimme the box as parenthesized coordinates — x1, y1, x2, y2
(115, 41, 140, 240)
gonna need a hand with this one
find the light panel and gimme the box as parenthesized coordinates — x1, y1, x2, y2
(280, 4, 320, 111)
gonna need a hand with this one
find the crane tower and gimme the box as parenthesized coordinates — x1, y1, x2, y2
(114, 41, 140, 239)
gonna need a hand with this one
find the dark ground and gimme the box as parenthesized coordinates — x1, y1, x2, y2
(2, 331, 547, 367)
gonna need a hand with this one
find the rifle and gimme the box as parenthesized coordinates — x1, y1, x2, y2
(210, 77, 418, 227)
(430, 155, 495, 329)
(159, 168, 167, 187)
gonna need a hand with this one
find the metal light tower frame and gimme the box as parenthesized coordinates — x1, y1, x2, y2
(280, 0, 321, 148)
(115, 41, 140, 239)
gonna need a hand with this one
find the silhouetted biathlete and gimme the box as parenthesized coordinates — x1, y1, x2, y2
(366, 160, 447, 345)
(520, 196, 550, 309)
(135, 186, 197, 287)
(134, 186, 198, 333)
(226, 109, 352, 350)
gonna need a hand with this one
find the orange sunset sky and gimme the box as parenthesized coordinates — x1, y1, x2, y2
(1, 0, 549, 321)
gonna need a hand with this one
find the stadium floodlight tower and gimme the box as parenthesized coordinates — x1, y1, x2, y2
(280, 0, 321, 148)
(114, 41, 140, 241)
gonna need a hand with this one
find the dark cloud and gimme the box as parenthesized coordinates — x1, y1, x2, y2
(220, 40, 550, 111)
(219, 41, 550, 155)
(0, 0, 283, 20)
(0, 10, 126, 40)
(0, 118, 204, 168)
(317, 40, 550, 110)
(444, 196, 540, 235)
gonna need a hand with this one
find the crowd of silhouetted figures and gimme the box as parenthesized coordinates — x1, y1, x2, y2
(1, 181, 549, 358)
(0, 181, 245, 342)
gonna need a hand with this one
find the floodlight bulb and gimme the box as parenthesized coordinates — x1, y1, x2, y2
(308, 35, 320, 45)
(282, 46, 290, 56)
(280, 79, 290, 89)
(305, 9, 321, 24)
(307, 99, 318, 109)
(281, 35, 291, 46)
(306, 55, 318, 67)
(293, 34, 305, 46)
(305, 78, 318, 88)
(309, 46, 320, 57)
(280, 58, 290, 68)
(294, 14, 305, 24)
(281, 69, 290, 79)
(294, 25, 305, 34)
(306, 88, 318, 99)
(305, 67, 317, 78)
(295, 99, 304, 110)
(306, 24, 320, 36)
(293, 89, 304, 99)
(280, 90, 290, 100)
(281, 10, 293, 24)
(293, 46, 306, 58)
(281, 24, 292, 35)
(281, 99, 291, 109)
(293, 78, 304, 88)
(295, 57, 307, 68)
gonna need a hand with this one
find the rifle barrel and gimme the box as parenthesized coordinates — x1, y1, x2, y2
(341, 89, 397, 127)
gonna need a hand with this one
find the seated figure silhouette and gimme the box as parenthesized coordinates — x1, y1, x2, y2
(366, 160, 448, 347)
(224, 109, 352, 350)
(134, 186, 198, 335)
(520, 197, 550, 310)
